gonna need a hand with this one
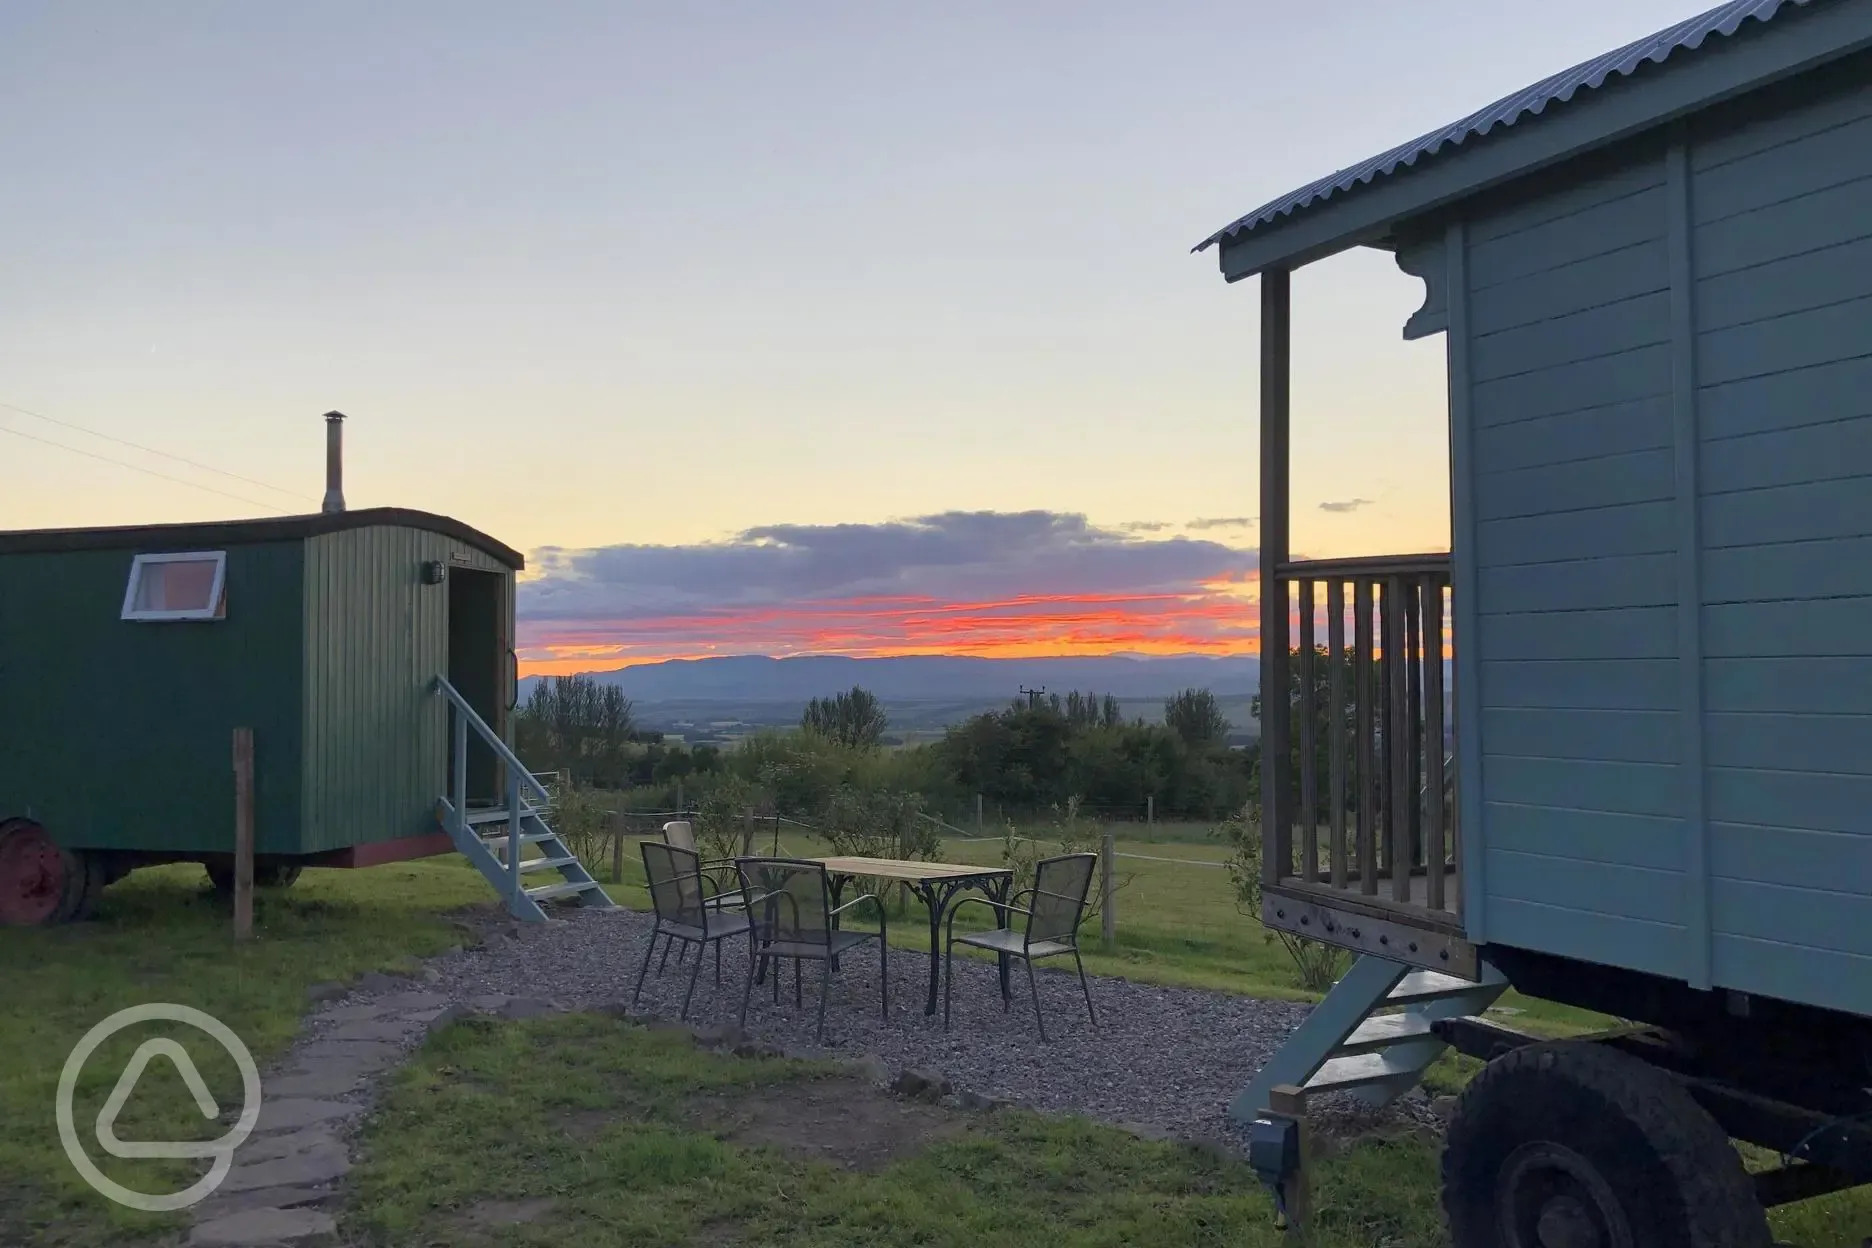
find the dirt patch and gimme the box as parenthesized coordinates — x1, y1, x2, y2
(448, 1196, 557, 1230)
(557, 1107, 614, 1140)
(687, 1076, 968, 1171)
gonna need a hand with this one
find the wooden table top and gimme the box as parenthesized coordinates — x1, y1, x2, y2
(811, 855, 1011, 882)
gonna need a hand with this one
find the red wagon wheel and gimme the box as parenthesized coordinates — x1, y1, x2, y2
(0, 819, 69, 927)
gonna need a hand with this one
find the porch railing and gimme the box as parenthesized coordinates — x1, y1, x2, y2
(1262, 553, 1457, 918)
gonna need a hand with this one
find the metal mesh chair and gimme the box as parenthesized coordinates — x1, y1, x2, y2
(634, 841, 754, 1020)
(662, 821, 741, 905)
(734, 857, 887, 1043)
(944, 851, 1098, 1041)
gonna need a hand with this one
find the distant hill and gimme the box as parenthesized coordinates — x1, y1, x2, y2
(518, 653, 1260, 706)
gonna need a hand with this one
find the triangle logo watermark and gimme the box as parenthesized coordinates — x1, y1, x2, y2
(95, 1038, 225, 1159)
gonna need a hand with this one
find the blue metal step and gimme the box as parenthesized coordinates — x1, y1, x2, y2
(1230, 954, 1508, 1123)
(430, 683, 620, 924)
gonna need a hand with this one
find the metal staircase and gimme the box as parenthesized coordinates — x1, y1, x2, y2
(433, 676, 617, 922)
(1231, 954, 1508, 1122)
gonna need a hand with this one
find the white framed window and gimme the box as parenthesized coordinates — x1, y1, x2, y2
(121, 551, 228, 622)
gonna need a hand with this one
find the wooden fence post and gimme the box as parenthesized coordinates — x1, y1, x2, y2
(975, 793, 984, 835)
(610, 812, 624, 884)
(232, 727, 255, 941)
(1100, 827, 1116, 952)
(742, 807, 755, 857)
(1146, 794, 1155, 831)
(676, 778, 684, 813)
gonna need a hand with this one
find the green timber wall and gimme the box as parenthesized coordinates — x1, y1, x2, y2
(0, 542, 305, 855)
(299, 525, 510, 853)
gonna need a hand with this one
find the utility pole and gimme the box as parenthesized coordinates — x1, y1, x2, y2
(1019, 685, 1047, 710)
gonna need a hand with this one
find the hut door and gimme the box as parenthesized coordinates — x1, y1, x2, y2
(446, 567, 505, 806)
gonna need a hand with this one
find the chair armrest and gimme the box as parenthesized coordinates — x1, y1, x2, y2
(830, 892, 883, 918)
(830, 892, 887, 939)
(944, 894, 1030, 944)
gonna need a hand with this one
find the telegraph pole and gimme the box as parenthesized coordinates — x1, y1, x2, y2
(1019, 685, 1047, 710)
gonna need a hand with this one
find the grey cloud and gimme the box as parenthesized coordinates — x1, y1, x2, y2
(520, 510, 1256, 623)
(1186, 516, 1255, 530)
(1318, 498, 1374, 513)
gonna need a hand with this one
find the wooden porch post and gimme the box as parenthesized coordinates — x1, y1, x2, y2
(1259, 267, 1293, 885)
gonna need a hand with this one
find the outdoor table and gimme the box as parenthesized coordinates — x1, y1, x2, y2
(814, 856, 1014, 1017)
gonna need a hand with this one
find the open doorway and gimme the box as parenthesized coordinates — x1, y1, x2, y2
(447, 566, 506, 807)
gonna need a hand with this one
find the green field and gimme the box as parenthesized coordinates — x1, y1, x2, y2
(1, 831, 1864, 1246)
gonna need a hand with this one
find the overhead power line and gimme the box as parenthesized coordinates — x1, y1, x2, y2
(0, 400, 315, 505)
(0, 422, 295, 515)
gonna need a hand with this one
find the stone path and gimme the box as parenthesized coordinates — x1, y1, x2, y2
(185, 972, 497, 1247)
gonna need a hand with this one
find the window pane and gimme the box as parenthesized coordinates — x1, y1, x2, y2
(133, 559, 219, 612)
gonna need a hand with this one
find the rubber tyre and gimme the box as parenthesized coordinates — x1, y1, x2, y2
(205, 861, 304, 893)
(1442, 1040, 1772, 1248)
(0, 819, 74, 926)
(57, 849, 107, 923)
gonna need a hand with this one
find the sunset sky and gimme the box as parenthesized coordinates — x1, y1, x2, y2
(0, 0, 1714, 674)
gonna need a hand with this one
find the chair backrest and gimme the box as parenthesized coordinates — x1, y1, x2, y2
(734, 857, 832, 948)
(662, 820, 697, 854)
(1028, 852, 1098, 945)
(641, 840, 710, 931)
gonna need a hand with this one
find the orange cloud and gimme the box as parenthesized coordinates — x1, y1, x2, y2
(519, 589, 1261, 677)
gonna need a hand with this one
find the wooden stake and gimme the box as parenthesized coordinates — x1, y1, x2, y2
(976, 792, 984, 835)
(232, 727, 255, 941)
(610, 812, 624, 884)
(1100, 828, 1116, 951)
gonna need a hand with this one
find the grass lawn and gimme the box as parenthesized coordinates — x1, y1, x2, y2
(5, 840, 1867, 1246)
(0, 861, 489, 1247)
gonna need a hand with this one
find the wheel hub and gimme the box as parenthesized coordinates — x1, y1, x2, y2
(1496, 1142, 1634, 1248)
(0, 823, 66, 926)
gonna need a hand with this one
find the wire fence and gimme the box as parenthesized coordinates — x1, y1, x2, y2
(584, 804, 1229, 867)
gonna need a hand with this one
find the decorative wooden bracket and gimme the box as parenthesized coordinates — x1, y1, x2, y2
(1396, 234, 1449, 340)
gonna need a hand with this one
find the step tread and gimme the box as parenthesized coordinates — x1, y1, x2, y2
(525, 880, 605, 901)
(1305, 1052, 1425, 1094)
(1338, 1012, 1434, 1053)
(466, 807, 548, 826)
(480, 831, 555, 850)
(517, 855, 579, 873)
(1387, 969, 1487, 1004)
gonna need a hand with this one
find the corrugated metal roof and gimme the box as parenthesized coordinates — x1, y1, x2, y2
(1193, 0, 1813, 253)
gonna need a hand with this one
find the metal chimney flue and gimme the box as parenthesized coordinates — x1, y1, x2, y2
(321, 411, 346, 513)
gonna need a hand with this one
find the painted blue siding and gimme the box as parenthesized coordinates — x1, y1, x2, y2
(1450, 57, 1872, 1015)
(1689, 67, 1872, 1015)
(1458, 144, 1688, 980)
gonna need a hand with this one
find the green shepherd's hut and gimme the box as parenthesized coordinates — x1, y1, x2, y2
(0, 412, 613, 925)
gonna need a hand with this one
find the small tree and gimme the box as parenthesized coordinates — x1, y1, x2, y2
(1000, 795, 1126, 933)
(801, 685, 889, 750)
(694, 774, 764, 863)
(1219, 799, 1347, 992)
(1164, 688, 1230, 747)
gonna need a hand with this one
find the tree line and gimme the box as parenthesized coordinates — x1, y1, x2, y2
(512, 673, 1255, 823)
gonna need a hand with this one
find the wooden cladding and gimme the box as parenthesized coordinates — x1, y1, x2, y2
(1264, 553, 1457, 917)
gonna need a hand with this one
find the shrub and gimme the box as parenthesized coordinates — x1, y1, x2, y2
(1219, 800, 1348, 992)
(542, 772, 615, 868)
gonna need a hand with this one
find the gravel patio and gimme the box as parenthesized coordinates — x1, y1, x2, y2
(421, 905, 1437, 1145)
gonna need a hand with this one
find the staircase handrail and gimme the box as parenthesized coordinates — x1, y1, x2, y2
(434, 675, 552, 808)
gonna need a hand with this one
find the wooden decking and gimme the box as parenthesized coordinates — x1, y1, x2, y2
(1284, 866, 1462, 915)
